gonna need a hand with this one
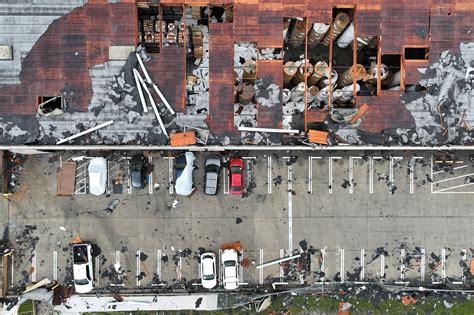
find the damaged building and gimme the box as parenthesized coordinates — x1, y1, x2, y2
(0, 0, 472, 148)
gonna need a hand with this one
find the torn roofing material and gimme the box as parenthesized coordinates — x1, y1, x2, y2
(0, 1, 472, 147)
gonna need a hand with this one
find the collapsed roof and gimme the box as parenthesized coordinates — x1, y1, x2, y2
(0, 1, 472, 147)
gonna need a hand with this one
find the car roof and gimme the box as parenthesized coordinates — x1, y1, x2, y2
(222, 249, 238, 260)
(73, 264, 88, 279)
(205, 156, 221, 167)
(202, 257, 215, 274)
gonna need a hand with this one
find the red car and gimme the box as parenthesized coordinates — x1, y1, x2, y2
(229, 157, 244, 195)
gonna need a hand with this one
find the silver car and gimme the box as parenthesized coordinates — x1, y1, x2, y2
(204, 156, 221, 195)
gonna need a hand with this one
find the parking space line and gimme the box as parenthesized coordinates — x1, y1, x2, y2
(339, 248, 345, 283)
(223, 168, 229, 195)
(328, 157, 341, 194)
(53, 251, 57, 281)
(164, 157, 174, 195)
(218, 250, 223, 282)
(157, 250, 161, 281)
(127, 159, 132, 195)
(245, 159, 252, 190)
(307, 156, 321, 194)
(380, 254, 385, 283)
(148, 156, 153, 195)
(369, 157, 374, 194)
(279, 249, 284, 279)
(433, 173, 474, 185)
(31, 251, 36, 283)
(178, 255, 182, 281)
(430, 156, 434, 193)
(321, 247, 326, 282)
(259, 249, 263, 284)
(400, 249, 405, 282)
(421, 249, 425, 283)
(267, 156, 272, 194)
(389, 157, 403, 192)
(360, 249, 365, 281)
(433, 183, 474, 193)
(442, 248, 446, 281)
(285, 158, 293, 251)
(370, 157, 383, 194)
(136, 250, 141, 286)
(409, 157, 423, 193)
(239, 249, 244, 283)
(10, 254, 14, 287)
(349, 157, 362, 194)
(454, 165, 469, 171)
(95, 256, 100, 286)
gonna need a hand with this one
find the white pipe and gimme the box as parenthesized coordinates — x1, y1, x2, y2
(136, 53, 175, 116)
(256, 254, 302, 270)
(5, 145, 474, 151)
(238, 127, 300, 134)
(135, 70, 168, 138)
(132, 69, 148, 113)
(56, 120, 114, 145)
(337, 23, 354, 48)
(135, 53, 152, 84)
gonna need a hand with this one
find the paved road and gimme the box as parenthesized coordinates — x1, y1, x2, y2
(2, 151, 474, 292)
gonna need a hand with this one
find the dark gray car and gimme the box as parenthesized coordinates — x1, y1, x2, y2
(204, 156, 221, 195)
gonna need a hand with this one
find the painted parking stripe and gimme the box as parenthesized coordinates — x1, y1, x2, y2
(339, 248, 345, 283)
(31, 251, 36, 283)
(53, 251, 57, 281)
(267, 156, 272, 194)
(259, 249, 263, 284)
(164, 157, 174, 195)
(328, 157, 341, 194)
(136, 250, 141, 286)
(283, 157, 293, 252)
(148, 156, 153, 195)
(95, 256, 100, 287)
(308, 156, 321, 194)
(349, 157, 362, 194)
(420, 248, 425, 283)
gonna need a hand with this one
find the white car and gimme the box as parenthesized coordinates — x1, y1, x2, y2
(88, 157, 107, 195)
(72, 243, 94, 293)
(222, 249, 239, 290)
(200, 252, 217, 289)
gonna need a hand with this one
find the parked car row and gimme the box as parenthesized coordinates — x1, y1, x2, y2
(175, 153, 244, 196)
(72, 243, 240, 293)
(86, 153, 244, 196)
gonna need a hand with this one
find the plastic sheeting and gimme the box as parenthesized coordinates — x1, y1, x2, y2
(175, 152, 195, 196)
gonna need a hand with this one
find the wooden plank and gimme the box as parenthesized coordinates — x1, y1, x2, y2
(170, 131, 197, 146)
(308, 130, 329, 144)
(57, 162, 76, 196)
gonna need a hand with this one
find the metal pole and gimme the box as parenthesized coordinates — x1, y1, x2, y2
(238, 127, 300, 134)
(256, 254, 301, 270)
(56, 120, 114, 145)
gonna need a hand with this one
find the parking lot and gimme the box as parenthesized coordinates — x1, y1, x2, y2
(2, 150, 474, 293)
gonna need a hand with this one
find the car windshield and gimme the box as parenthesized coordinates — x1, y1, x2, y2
(75, 278, 89, 285)
(231, 186, 241, 192)
(203, 274, 215, 280)
(231, 166, 241, 173)
(224, 260, 236, 267)
(206, 165, 219, 173)
(73, 246, 88, 264)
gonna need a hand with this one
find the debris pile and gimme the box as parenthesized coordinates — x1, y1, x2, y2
(6, 153, 27, 193)
(400, 44, 474, 145)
